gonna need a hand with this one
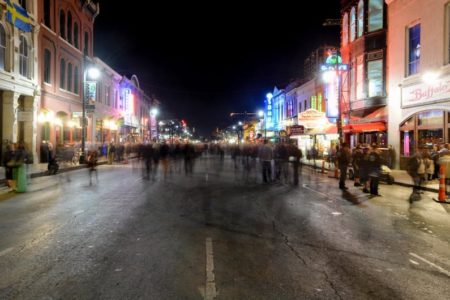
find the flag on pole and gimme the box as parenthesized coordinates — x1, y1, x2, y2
(6, 0, 32, 32)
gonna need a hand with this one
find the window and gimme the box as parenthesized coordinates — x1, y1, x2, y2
(60, 10, 65, 39)
(19, 36, 28, 77)
(408, 24, 421, 76)
(0, 25, 6, 70)
(67, 63, 73, 92)
(350, 7, 356, 42)
(357, 0, 364, 37)
(44, 0, 51, 27)
(84, 32, 89, 55)
(367, 59, 383, 97)
(368, 0, 383, 32)
(356, 55, 364, 100)
(350, 59, 356, 102)
(317, 93, 323, 112)
(74, 66, 79, 94)
(18, 0, 26, 10)
(74, 23, 79, 49)
(67, 11, 72, 44)
(44, 49, 51, 83)
(342, 13, 349, 46)
(311, 95, 317, 110)
(60, 58, 66, 89)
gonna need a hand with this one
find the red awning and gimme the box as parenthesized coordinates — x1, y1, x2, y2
(343, 122, 386, 133)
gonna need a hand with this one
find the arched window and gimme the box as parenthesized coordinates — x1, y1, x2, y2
(44, 0, 51, 28)
(67, 63, 73, 91)
(44, 49, 51, 83)
(19, 36, 28, 77)
(60, 58, 66, 89)
(84, 31, 89, 55)
(357, 0, 364, 37)
(350, 7, 356, 42)
(74, 66, 79, 94)
(342, 13, 349, 46)
(0, 24, 6, 70)
(60, 10, 65, 39)
(67, 11, 72, 44)
(74, 22, 79, 49)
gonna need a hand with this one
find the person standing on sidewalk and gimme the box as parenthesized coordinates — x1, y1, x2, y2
(368, 144, 382, 196)
(336, 142, 351, 190)
(352, 145, 363, 187)
(258, 140, 273, 184)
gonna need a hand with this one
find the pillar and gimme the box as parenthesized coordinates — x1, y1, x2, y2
(2, 91, 20, 143)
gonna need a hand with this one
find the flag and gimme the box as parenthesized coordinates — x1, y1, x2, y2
(6, 0, 32, 32)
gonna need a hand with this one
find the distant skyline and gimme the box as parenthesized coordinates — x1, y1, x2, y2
(94, 2, 341, 136)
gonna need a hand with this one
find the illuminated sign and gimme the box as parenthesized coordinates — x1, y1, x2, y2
(85, 81, 97, 103)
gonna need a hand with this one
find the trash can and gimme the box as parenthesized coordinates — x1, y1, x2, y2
(13, 163, 27, 193)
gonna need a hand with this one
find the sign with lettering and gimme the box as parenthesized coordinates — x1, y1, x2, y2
(402, 75, 450, 108)
(287, 126, 304, 136)
(298, 109, 330, 129)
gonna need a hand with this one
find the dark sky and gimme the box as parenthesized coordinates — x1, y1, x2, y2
(94, 2, 340, 136)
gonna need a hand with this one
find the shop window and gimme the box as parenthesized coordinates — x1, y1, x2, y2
(407, 24, 421, 76)
(417, 110, 443, 126)
(368, 0, 383, 32)
(44, 49, 51, 83)
(357, 0, 364, 37)
(367, 59, 383, 97)
(342, 13, 349, 46)
(418, 129, 443, 148)
(350, 7, 356, 42)
(350, 59, 356, 102)
(0, 24, 6, 71)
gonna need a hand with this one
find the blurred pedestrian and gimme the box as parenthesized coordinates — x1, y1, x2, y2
(336, 142, 351, 190)
(258, 140, 273, 183)
(87, 148, 98, 185)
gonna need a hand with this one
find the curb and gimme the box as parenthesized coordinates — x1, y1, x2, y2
(303, 163, 439, 193)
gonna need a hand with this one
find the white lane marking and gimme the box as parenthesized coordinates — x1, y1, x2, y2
(331, 212, 342, 216)
(0, 247, 14, 257)
(409, 253, 450, 277)
(73, 210, 84, 215)
(302, 184, 328, 197)
(409, 259, 419, 265)
(205, 237, 217, 300)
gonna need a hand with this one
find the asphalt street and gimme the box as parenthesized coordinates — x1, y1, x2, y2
(1, 156, 450, 299)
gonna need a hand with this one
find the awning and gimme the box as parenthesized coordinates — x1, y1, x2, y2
(308, 124, 337, 135)
(343, 122, 386, 133)
(350, 107, 387, 124)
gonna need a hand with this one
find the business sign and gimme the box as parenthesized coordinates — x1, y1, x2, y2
(402, 75, 450, 108)
(86, 104, 95, 113)
(85, 81, 97, 103)
(72, 112, 82, 118)
(298, 109, 330, 129)
(17, 111, 32, 122)
(287, 126, 304, 136)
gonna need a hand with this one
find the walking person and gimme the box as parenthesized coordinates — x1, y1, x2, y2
(368, 144, 382, 196)
(258, 140, 273, 184)
(352, 144, 363, 187)
(107, 141, 116, 165)
(288, 142, 302, 186)
(336, 142, 351, 190)
(87, 148, 98, 185)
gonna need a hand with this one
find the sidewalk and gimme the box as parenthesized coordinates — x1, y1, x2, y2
(0, 159, 108, 184)
(302, 158, 440, 192)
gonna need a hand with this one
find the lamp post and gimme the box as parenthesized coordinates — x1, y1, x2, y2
(79, 57, 100, 164)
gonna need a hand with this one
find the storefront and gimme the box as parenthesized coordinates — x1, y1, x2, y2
(344, 107, 387, 148)
(290, 109, 339, 160)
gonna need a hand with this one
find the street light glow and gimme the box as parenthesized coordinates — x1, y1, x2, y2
(258, 110, 264, 117)
(150, 108, 159, 116)
(266, 93, 273, 100)
(87, 67, 100, 80)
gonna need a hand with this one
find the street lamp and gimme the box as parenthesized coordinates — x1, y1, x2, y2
(79, 58, 100, 164)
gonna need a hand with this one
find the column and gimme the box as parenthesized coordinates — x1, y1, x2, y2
(2, 91, 20, 143)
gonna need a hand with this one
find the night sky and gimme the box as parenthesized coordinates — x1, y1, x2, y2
(94, 1, 340, 136)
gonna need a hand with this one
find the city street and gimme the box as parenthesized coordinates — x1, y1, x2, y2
(1, 157, 450, 299)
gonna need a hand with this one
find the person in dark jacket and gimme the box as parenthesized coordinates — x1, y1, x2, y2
(336, 142, 351, 190)
(368, 144, 382, 196)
